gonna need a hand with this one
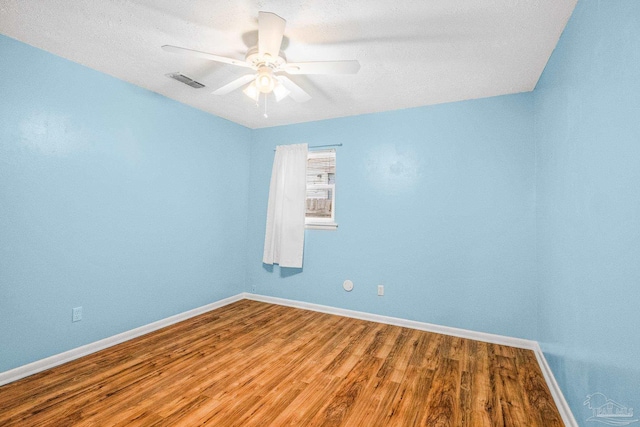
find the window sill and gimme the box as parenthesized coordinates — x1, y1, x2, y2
(305, 222, 338, 231)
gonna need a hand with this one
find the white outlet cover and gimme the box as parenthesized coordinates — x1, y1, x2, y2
(72, 306, 83, 322)
(343, 280, 354, 292)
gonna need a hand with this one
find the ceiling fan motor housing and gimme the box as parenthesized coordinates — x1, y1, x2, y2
(245, 46, 286, 70)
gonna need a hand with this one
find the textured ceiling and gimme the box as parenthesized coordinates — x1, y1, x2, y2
(0, 0, 577, 129)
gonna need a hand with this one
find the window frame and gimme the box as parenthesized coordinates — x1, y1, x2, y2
(305, 149, 338, 230)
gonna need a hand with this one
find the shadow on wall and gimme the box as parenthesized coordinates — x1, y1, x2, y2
(262, 263, 303, 278)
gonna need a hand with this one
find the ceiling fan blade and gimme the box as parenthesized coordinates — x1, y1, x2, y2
(258, 12, 286, 59)
(284, 60, 361, 75)
(161, 45, 250, 68)
(276, 76, 311, 103)
(212, 74, 256, 95)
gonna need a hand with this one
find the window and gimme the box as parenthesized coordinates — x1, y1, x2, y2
(305, 149, 337, 230)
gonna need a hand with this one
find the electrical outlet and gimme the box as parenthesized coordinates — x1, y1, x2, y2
(377, 285, 384, 296)
(72, 306, 83, 322)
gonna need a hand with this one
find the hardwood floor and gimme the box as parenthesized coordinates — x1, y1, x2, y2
(0, 300, 564, 426)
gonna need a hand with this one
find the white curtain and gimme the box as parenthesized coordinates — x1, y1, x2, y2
(263, 143, 308, 268)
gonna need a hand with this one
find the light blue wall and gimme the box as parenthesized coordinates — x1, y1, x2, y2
(0, 35, 251, 372)
(535, 0, 640, 421)
(248, 95, 538, 340)
(4, 2, 638, 421)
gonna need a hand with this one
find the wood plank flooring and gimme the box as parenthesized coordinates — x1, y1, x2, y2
(0, 300, 564, 426)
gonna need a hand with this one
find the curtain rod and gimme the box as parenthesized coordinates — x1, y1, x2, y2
(273, 143, 342, 151)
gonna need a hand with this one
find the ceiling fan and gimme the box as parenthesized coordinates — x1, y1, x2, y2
(162, 11, 360, 105)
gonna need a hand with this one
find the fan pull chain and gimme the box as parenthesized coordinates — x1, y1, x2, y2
(264, 93, 268, 118)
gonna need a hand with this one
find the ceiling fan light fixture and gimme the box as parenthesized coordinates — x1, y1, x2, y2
(255, 66, 275, 93)
(243, 81, 260, 101)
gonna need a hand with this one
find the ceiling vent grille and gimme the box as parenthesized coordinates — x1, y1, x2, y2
(166, 72, 205, 89)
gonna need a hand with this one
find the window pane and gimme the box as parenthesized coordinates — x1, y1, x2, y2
(306, 150, 336, 225)
(306, 188, 333, 218)
(307, 154, 336, 186)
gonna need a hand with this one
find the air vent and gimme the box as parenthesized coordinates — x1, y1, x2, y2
(166, 72, 205, 89)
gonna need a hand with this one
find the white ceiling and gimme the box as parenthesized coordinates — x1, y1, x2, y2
(0, 0, 577, 129)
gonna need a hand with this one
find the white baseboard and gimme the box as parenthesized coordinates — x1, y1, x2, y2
(0, 291, 576, 426)
(0, 293, 244, 387)
(533, 342, 578, 427)
(243, 293, 537, 349)
(243, 292, 577, 427)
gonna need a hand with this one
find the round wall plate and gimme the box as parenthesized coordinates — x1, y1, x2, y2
(343, 279, 354, 292)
